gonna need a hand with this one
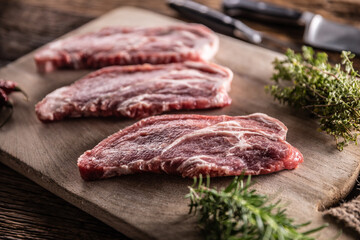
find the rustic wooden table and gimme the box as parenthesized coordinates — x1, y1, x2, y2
(1, 0, 360, 239)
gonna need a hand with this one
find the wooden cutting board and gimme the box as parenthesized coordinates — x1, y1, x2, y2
(0, 7, 359, 240)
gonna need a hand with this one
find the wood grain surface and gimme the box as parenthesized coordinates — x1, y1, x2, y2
(1, 6, 360, 240)
(1, 1, 360, 239)
(0, 163, 129, 240)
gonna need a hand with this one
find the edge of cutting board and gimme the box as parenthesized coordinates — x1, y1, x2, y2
(0, 6, 359, 240)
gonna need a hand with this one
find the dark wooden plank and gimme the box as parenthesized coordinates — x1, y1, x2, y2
(0, 1, 93, 62)
(1, 0, 360, 65)
(0, 7, 359, 240)
(0, 162, 129, 240)
(0, 1, 360, 240)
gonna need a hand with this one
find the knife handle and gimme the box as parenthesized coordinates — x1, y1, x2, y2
(223, 0, 302, 24)
(168, 0, 262, 44)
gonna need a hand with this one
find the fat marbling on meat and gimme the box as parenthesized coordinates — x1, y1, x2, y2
(77, 113, 303, 181)
(34, 24, 219, 72)
(35, 61, 233, 122)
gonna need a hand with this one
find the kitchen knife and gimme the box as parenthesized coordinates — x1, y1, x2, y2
(223, 0, 360, 55)
(167, 0, 299, 52)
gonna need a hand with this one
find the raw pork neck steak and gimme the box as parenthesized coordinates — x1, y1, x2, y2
(35, 61, 233, 122)
(34, 24, 219, 72)
(78, 113, 303, 181)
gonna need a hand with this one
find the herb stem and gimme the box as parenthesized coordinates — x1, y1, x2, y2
(267, 46, 360, 150)
(187, 175, 327, 240)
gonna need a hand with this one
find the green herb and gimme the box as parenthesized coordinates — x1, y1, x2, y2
(186, 175, 326, 240)
(266, 46, 360, 150)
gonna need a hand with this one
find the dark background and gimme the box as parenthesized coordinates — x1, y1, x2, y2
(1, 0, 360, 239)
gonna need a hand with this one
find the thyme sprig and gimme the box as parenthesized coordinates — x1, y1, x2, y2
(186, 175, 326, 240)
(266, 46, 360, 150)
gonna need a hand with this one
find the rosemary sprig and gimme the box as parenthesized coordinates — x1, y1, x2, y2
(266, 46, 360, 150)
(186, 175, 326, 240)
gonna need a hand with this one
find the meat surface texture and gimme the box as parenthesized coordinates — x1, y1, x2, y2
(35, 61, 233, 122)
(77, 113, 303, 181)
(34, 24, 219, 72)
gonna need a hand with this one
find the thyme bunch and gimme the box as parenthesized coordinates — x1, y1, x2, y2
(186, 176, 326, 240)
(266, 46, 360, 150)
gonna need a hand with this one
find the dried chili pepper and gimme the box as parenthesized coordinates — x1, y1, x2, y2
(0, 79, 27, 128)
(0, 80, 28, 99)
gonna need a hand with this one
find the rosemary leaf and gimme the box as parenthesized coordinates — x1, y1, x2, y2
(186, 176, 326, 240)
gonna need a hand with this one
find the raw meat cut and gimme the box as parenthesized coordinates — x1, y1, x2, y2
(77, 113, 303, 181)
(34, 24, 219, 72)
(35, 61, 233, 122)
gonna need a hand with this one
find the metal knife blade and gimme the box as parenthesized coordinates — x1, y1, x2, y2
(167, 0, 299, 52)
(223, 0, 360, 55)
(303, 14, 360, 55)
